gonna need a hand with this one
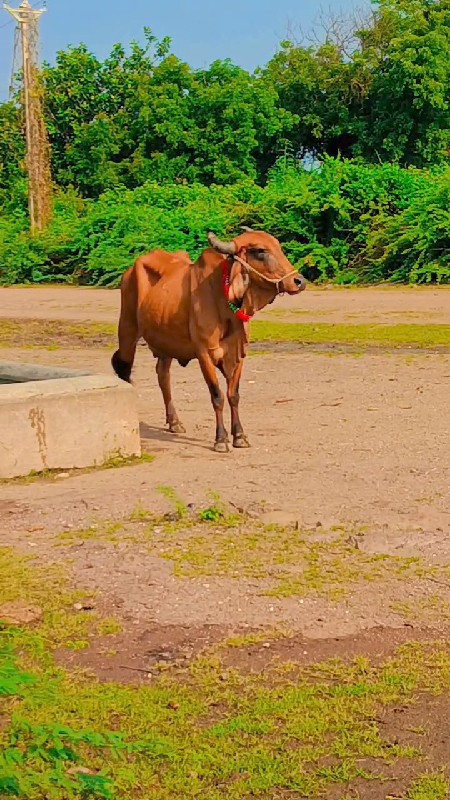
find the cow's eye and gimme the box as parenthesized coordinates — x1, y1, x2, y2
(251, 248, 266, 261)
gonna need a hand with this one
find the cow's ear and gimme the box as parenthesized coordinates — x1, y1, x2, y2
(229, 259, 249, 303)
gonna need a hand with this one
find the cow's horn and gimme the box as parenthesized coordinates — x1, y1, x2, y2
(241, 225, 254, 232)
(208, 232, 237, 256)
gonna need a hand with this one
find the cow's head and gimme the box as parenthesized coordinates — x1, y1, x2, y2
(208, 228, 306, 304)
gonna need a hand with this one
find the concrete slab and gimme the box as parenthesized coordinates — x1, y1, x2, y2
(0, 361, 141, 478)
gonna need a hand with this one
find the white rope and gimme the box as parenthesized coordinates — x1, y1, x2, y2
(233, 254, 299, 293)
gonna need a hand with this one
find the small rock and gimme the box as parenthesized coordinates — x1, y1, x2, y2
(0, 602, 42, 626)
(262, 643, 271, 649)
(55, 472, 70, 479)
(73, 601, 95, 612)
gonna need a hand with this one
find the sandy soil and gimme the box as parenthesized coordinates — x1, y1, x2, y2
(2, 282, 450, 324)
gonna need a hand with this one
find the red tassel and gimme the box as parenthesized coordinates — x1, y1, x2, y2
(221, 260, 252, 323)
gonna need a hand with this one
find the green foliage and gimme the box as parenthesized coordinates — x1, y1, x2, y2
(38, 30, 293, 197)
(362, 168, 450, 282)
(264, 0, 450, 168)
(0, 102, 26, 211)
(0, 158, 448, 286)
(356, 0, 450, 167)
(406, 773, 450, 800)
(0, 634, 116, 798)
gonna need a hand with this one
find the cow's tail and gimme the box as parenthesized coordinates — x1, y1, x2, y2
(111, 261, 143, 383)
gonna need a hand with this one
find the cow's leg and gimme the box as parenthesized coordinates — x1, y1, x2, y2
(227, 360, 250, 448)
(112, 315, 138, 383)
(156, 357, 185, 434)
(198, 354, 229, 453)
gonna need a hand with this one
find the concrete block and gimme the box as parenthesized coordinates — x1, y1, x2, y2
(0, 361, 141, 478)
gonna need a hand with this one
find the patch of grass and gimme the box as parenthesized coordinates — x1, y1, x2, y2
(97, 618, 123, 636)
(129, 501, 153, 522)
(391, 595, 450, 625)
(56, 494, 239, 549)
(56, 501, 441, 601)
(3, 624, 450, 799)
(0, 318, 115, 349)
(220, 628, 290, 649)
(2, 546, 450, 799)
(0, 547, 115, 651)
(157, 523, 439, 599)
(4, 317, 450, 354)
(251, 321, 450, 350)
(57, 518, 126, 546)
(0, 451, 155, 486)
(157, 485, 190, 519)
(405, 773, 450, 799)
(198, 491, 240, 525)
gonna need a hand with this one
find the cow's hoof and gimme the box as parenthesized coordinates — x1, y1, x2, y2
(168, 421, 186, 434)
(214, 440, 230, 453)
(233, 434, 250, 449)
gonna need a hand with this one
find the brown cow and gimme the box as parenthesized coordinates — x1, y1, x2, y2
(111, 229, 306, 452)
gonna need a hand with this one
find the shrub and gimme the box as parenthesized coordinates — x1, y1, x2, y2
(0, 158, 448, 286)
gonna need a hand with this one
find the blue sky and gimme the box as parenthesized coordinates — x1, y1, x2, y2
(0, 0, 362, 100)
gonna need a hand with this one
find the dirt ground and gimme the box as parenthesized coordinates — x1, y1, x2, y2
(2, 282, 450, 324)
(2, 284, 450, 797)
(1, 284, 450, 633)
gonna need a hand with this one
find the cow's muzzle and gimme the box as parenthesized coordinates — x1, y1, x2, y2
(283, 274, 307, 295)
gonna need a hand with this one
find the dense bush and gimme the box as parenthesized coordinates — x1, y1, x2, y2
(1, 158, 448, 286)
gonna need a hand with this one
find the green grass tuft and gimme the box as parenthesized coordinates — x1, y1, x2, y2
(3, 318, 450, 354)
(0, 451, 155, 486)
(251, 321, 450, 349)
(406, 773, 450, 800)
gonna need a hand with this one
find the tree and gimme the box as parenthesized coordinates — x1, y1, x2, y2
(356, 0, 450, 166)
(0, 101, 26, 210)
(265, 0, 450, 167)
(187, 60, 295, 184)
(264, 40, 366, 161)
